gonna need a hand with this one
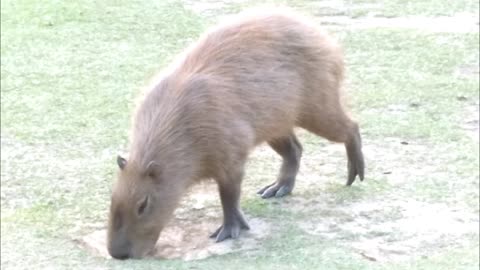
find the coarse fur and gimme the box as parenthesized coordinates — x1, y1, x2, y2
(107, 8, 365, 260)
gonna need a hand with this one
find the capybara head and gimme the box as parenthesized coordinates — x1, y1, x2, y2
(107, 155, 183, 259)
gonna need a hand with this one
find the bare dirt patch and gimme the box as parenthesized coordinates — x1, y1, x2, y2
(181, 0, 479, 34)
(183, 0, 249, 17)
(310, 0, 381, 16)
(294, 136, 435, 190)
(79, 183, 270, 261)
(455, 63, 480, 78)
(80, 217, 269, 261)
(320, 12, 479, 33)
(298, 199, 479, 262)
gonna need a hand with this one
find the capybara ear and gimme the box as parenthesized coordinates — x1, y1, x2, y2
(117, 155, 127, 170)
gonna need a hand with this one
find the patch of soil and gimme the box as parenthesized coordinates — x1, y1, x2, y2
(309, 1, 381, 17)
(299, 199, 479, 262)
(182, 0, 478, 34)
(79, 183, 270, 261)
(80, 217, 269, 261)
(455, 64, 480, 78)
(319, 12, 479, 33)
(182, 0, 249, 17)
(182, 0, 382, 18)
(295, 136, 435, 190)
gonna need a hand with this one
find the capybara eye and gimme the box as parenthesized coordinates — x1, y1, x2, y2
(137, 196, 149, 216)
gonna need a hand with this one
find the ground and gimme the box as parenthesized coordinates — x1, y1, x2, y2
(1, 0, 479, 269)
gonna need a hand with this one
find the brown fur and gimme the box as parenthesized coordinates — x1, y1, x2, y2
(107, 9, 364, 259)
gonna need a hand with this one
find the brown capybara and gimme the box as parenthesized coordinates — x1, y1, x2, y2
(107, 8, 364, 259)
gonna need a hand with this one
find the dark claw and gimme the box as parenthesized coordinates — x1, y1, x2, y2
(275, 185, 292, 197)
(211, 224, 242, 242)
(258, 182, 293, 199)
(210, 211, 250, 242)
(257, 183, 274, 195)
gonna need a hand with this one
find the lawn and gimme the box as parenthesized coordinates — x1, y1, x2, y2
(1, 0, 479, 269)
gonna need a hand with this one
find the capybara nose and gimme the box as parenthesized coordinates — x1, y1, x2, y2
(110, 250, 130, 260)
(108, 241, 131, 260)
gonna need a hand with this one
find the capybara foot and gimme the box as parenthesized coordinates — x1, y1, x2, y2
(257, 180, 294, 199)
(210, 211, 250, 242)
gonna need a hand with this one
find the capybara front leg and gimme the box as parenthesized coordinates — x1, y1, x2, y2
(210, 171, 250, 242)
(258, 133, 303, 198)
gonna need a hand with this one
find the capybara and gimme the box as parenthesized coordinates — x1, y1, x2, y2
(107, 8, 364, 259)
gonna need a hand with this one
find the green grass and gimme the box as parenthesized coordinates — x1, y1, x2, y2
(1, 0, 479, 269)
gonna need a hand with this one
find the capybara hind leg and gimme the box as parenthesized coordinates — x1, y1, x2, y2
(258, 133, 303, 198)
(211, 169, 250, 242)
(345, 123, 364, 185)
(304, 113, 365, 185)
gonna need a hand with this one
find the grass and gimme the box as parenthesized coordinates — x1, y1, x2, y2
(1, 0, 479, 269)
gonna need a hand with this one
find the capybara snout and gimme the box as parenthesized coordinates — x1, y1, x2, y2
(108, 8, 364, 259)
